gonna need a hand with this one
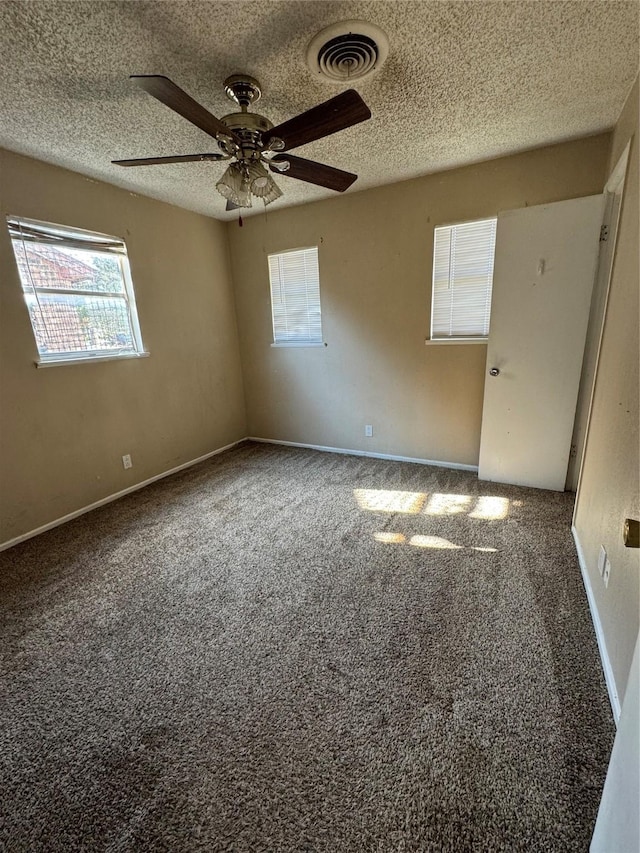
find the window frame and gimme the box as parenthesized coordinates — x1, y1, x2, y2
(267, 246, 324, 348)
(429, 216, 497, 343)
(7, 215, 147, 367)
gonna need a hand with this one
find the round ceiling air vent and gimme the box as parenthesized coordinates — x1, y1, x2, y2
(307, 21, 389, 84)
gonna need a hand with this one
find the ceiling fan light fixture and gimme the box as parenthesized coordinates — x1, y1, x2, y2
(253, 175, 282, 205)
(216, 162, 252, 207)
(215, 160, 282, 208)
(248, 161, 282, 204)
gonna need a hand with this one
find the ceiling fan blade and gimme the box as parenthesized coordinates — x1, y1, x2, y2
(269, 154, 357, 192)
(264, 90, 371, 152)
(112, 153, 225, 167)
(131, 75, 241, 145)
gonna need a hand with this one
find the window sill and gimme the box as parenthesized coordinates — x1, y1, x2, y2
(35, 351, 150, 368)
(270, 342, 326, 348)
(425, 338, 488, 346)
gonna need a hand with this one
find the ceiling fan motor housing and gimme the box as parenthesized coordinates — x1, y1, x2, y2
(219, 111, 273, 157)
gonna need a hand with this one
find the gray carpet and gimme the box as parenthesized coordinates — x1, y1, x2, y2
(0, 441, 614, 852)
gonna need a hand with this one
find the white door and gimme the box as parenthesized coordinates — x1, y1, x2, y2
(570, 142, 630, 493)
(478, 194, 603, 491)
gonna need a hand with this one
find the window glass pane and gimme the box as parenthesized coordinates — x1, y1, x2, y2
(25, 292, 133, 355)
(431, 218, 496, 339)
(11, 240, 125, 294)
(268, 247, 322, 344)
(7, 215, 144, 362)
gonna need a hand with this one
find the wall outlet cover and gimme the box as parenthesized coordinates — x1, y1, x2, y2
(597, 544, 607, 575)
(365, 425, 373, 437)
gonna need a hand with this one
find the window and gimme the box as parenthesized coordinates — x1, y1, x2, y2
(7, 216, 145, 364)
(268, 247, 322, 346)
(430, 217, 497, 340)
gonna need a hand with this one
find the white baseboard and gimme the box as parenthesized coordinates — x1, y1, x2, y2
(248, 436, 479, 472)
(572, 524, 621, 724)
(0, 439, 245, 553)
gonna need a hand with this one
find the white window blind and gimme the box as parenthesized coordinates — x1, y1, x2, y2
(7, 215, 145, 364)
(268, 247, 322, 345)
(431, 217, 497, 339)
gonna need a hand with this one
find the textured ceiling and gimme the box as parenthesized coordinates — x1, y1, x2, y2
(0, 1, 638, 221)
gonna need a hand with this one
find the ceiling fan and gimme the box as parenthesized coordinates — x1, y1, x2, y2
(112, 74, 371, 211)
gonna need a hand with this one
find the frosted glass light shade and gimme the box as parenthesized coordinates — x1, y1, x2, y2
(216, 160, 283, 207)
(248, 161, 282, 205)
(216, 162, 252, 207)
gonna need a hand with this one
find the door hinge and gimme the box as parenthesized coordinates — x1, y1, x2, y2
(600, 224, 609, 242)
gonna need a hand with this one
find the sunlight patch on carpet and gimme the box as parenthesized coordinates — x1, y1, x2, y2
(373, 531, 500, 553)
(468, 496, 510, 520)
(373, 532, 407, 544)
(424, 493, 471, 515)
(409, 535, 463, 549)
(355, 489, 510, 520)
(354, 489, 426, 513)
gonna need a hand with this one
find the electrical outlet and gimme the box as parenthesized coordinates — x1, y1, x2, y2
(603, 557, 611, 588)
(597, 545, 607, 576)
(122, 454, 132, 470)
(365, 425, 373, 437)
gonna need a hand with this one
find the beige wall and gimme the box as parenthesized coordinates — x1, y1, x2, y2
(0, 148, 247, 546)
(574, 79, 640, 706)
(0, 129, 622, 553)
(228, 135, 610, 466)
